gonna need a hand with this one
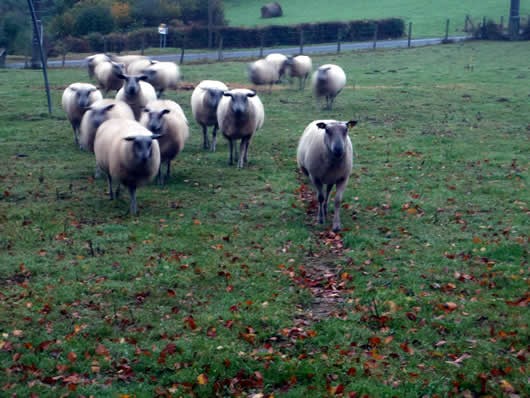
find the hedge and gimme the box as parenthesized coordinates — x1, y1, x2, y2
(53, 18, 405, 54)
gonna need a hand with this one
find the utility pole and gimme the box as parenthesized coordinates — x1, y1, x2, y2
(509, 0, 520, 40)
(30, 0, 43, 68)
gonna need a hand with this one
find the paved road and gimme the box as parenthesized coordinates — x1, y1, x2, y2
(5, 36, 469, 69)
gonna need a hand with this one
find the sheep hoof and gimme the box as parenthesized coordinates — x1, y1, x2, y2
(332, 224, 341, 233)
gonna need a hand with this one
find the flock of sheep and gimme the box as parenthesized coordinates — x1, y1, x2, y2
(61, 52, 356, 231)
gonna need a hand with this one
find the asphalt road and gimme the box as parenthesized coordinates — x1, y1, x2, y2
(5, 35, 469, 69)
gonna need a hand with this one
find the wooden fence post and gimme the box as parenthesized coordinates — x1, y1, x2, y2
(259, 32, 264, 57)
(337, 28, 342, 53)
(444, 19, 450, 41)
(407, 22, 412, 48)
(299, 28, 304, 54)
(372, 23, 378, 49)
(217, 34, 223, 61)
(500, 16, 504, 30)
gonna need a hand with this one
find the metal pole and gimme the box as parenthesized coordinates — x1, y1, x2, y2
(372, 23, 378, 49)
(27, 0, 52, 114)
(407, 22, 412, 48)
(299, 28, 304, 54)
(445, 19, 450, 41)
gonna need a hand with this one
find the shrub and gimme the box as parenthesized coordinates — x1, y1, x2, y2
(86, 32, 105, 53)
(74, 5, 114, 36)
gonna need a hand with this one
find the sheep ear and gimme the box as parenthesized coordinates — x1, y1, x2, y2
(123, 136, 136, 142)
(161, 109, 171, 116)
(151, 133, 164, 140)
(346, 120, 358, 129)
(223, 92, 233, 97)
(103, 104, 116, 112)
(139, 74, 150, 81)
(316, 122, 327, 129)
(246, 90, 257, 97)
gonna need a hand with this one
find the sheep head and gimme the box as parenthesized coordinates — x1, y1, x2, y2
(317, 120, 357, 161)
(143, 108, 171, 134)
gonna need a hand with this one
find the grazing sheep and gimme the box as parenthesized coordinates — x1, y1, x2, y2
(190, 80, 228, 151)
(216, 89, 265, 168)
(297, 119, 357, 232)
(141, 61, 180, 97)
(140, 99, 189, 184)
(109, 54, 149, 70)
(265, 53, 288, 81)
(79, 99, 135, 153)
(115, 72, 157, 120)
(248, 59, 279, 93)
(286, 55, 312, 90)
(86, 53, 110, 79)
(61, 83, 103, 147)
(94, 119, 161, 215)
(126, 58, 157, 76)
(94, 61, 125, 95)
(311, 64, 347, 110)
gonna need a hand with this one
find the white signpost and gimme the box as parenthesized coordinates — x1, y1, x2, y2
(158, 23, 168, 48)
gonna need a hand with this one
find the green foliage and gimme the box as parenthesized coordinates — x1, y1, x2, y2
(73, 5, 115, 36)
(0, 42, 529, 397)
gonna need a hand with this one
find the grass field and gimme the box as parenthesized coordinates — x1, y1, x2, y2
(0, 41, 529, 397)
(224, 0, 530, 38)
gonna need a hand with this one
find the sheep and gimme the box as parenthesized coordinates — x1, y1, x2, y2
(115, 72, 158, 120)
(216, 89, 265, 168)
(311, 64, 347, 110)
(94, 118, 161, 215)
(248, 59, 279, 93)
(285, 55, 312, 90)
(93, 60, 125, 95)
(265, 53, 288, 82)
(296, 119, 357, 232)
(61, 82, 103, 147)
(126, 58, 157, 76)
(86, 53, 110, 79)
(108, 54, 149, 70)
(79, 99, 135, 153)
(141, 61, 180, 97)
(140, 99, 189, 184)
(190, 80, 228, 151)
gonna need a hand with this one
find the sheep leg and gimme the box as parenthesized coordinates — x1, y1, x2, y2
(332, 178, 348, 232)
(106, 174, 114, 200)
(211, 125, 218, 152)
(165, 160, 171, 181)
(323, 184, 334, 220)
(202, 125, 210, 150)
(238, 137, 249, 168)
(128, 185, 138, 216)
(313, 178, 325, 224)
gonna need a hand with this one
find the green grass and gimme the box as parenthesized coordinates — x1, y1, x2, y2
(0, 41, 529, 397)
(224, 0, 530, 37)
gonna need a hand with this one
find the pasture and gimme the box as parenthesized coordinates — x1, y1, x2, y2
(0, 41, 528, 397)
(224, 0, 530, 38)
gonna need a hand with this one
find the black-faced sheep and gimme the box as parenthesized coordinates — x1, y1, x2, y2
(297, 119, 357, 232)
(248, 59, 279, 93)
(61, 82, 103, 147)
(286, 55, 312, 90)
(141, 61, 180, 97)
(311, 64, 347, 110)
(216, 89, 265, 168)
(94, 119, 161, 215)
(79, 99, 135, 153)
(140, 99, 189, 184)
(190, 80, 228, 151)
(93, 61, 125, 95)
(265, 53, 288, 81)
(115, 72, 157, 120)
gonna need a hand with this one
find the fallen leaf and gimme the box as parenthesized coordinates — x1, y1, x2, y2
(197, 373, 208, 385)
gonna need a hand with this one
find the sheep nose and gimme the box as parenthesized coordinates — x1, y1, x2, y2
(332, 146, 344, 158)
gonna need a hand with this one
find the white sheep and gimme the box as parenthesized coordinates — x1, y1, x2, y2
(265, 53, 288, 81)
(141, 61, 180, 97)
(115, 72, 157, 120)
(93, 60, 125, 95)
(297, 119, 357, 232)
(311, 64, 347, 110)
(79, 99, 135, 153)
(61, 82, 103, 147)
(286, 55, 312, 90)
(216, 89, 265, 168)
(248, 59, 279, 93)
(190, 80, 228, 151)
(126, 58, 157, 76)
(86, 53, 110, 79)
(94, 118, 161, 215)
(140, 99, 189, 184)
(109, 54, 149, 70)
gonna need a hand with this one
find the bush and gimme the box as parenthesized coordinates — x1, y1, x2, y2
(74, 5, 114, 36)
(86, 32, 105, 53)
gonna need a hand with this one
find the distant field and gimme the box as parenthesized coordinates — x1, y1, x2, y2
(224, 0, 530, 37)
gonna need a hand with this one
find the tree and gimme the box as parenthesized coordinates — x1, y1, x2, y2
(74, 5, 114, 36)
